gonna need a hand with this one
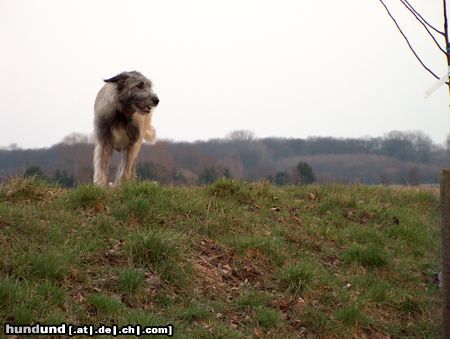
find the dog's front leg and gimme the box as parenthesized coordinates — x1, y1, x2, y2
(115, 139, 143, 185)
(93, 142, 113, 187)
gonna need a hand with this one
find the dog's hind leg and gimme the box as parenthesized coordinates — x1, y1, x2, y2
(93, 142, 113, 187)
(115, 139, 143, 185)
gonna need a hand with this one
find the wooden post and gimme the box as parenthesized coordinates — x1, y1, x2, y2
(443, 170, 450, 338)
(443, 2, 450, 336)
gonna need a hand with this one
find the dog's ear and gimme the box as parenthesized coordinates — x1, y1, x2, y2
(104, 72, 129, 90)
(104, 72, 129, 83)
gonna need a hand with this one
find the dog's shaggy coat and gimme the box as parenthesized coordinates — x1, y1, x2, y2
(93, 71, 159, 187)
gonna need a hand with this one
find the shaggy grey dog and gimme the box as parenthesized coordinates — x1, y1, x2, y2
(93, 71, 159, 187)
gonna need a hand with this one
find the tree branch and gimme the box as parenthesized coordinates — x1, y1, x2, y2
(443, 0, 450, 87)
(399, 0, 446, 54)
(402, 0, 445, 36)
(444, 0, 449, 48)
(378, 0, 440, 79)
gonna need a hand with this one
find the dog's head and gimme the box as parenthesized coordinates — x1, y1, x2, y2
(104, 71, 159, 115)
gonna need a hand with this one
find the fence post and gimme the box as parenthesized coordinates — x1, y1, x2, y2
(442, 169, 450, 338)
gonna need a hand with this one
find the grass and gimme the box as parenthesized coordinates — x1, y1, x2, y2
(343, 244, 388, 269)
(117, 267, 144, 295)
(178, 303, 211, 322)
(334, 304, 369, 326)
(29, 252, 70, 281)
(225, 235, 285, 265)
(234, 290, 271, 309)
(255, 307, 283, 329)
(87, 293, 123, 315)
(60, 184, 106, 210)
(0, 177, 442, 337)
(125, 228, 189, 284)
(277, 262, 317, 295)
(0, 176, 61, 203)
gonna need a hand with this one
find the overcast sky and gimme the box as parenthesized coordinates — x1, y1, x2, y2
(0, 0, 449, 149)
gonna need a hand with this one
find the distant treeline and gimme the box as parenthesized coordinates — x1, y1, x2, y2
(0, 130, 448, 186)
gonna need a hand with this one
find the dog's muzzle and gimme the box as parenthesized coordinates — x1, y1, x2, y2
(138, 95, 159, 113)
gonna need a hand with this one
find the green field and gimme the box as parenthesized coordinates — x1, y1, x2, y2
(0, 177, 442, 338)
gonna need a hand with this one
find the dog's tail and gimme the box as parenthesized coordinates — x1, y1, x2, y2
(143, 113, 156, 144)
(143, 126, 156, 144)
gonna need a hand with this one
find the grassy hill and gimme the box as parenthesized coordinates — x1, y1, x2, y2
(0, 178, 442, 338)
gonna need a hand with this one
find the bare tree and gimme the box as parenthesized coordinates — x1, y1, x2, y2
(378, 0, 447, 79)
(225, 130, 255, 141)
(377, 1, 450, 335)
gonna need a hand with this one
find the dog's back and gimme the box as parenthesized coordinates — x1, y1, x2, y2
(94, 83, 117, 119)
